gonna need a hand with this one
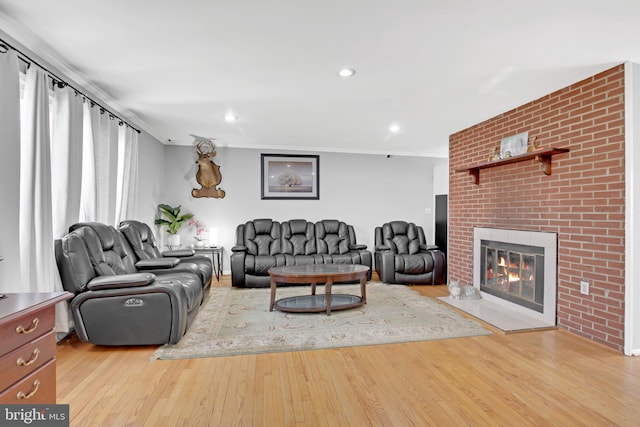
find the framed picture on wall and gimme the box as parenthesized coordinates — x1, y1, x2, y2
(500, 132, 529, 158)
(261, 154, 320, 200)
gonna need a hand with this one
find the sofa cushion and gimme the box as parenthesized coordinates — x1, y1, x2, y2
(71, 223, 138, 276)
(316, 220, 350, 255)
(322, 254, 358, 264)
(243, 219, 281, 256)
(394, 253, 434, 274)
(282, 220, 316, 256)
(245, 255, 281, 276)
(154, 273, 202, 311)
(382, 221, 422, 255)
(119, 220, 162, 260)
(284, 254, 317, 266)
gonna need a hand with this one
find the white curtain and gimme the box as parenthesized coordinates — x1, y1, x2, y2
(0, 50, 22, 292)
(80, 101, 96, 221)
(116, 125, 139, 225)
(51, 84, 83, 333)
(89, 107, 119, 225)
(19, 65, 57, 293)
(51, 85, 84, 238)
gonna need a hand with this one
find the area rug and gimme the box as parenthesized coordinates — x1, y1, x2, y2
(152, 282, 491, 359)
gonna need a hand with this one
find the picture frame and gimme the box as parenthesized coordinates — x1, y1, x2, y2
(261, 154, 319, 200)
(500, 132, 529, 158)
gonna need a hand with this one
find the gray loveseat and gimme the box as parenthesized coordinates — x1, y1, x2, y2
(231, 218, 372, 288)
(55, 222, 206, 345)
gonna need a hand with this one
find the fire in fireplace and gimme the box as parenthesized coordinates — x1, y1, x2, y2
(480, 240, 544, 313)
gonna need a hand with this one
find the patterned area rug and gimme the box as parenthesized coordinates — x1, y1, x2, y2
(152, 282, 491, 359)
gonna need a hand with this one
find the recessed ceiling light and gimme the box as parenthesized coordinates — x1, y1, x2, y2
(389, 124, 400, 133)
(224, 112, 237, 123)
(338, 68, 356, 78)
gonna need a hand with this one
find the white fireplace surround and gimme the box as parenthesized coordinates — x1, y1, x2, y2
(473, 227, 558, 326)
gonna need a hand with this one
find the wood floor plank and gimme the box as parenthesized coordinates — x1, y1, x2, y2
(55, 276, 640, 426)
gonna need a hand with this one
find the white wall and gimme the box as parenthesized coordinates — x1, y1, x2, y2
(431, 162, 450, 242)
(132, 131, 167, 227)
(155, 146, 448, 272)
(625, 62, 640, 355)
(433, 163, 449, 196)
(0, 54, 21, 292)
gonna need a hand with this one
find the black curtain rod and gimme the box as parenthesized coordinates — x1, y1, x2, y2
(0, 38, 141, 134)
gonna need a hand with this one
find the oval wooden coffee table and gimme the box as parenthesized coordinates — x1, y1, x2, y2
(268, 264, 369, 315)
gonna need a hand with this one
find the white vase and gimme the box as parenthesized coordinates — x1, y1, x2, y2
(194, 239, 205, 248)
(167, 234, 181, 248)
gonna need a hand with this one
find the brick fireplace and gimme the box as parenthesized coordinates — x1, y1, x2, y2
(448, 65, 625, 351)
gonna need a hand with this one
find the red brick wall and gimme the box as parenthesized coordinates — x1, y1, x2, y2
(448, 65, 625, 351)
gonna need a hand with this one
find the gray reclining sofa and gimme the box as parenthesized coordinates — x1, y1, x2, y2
(55, 222, 208, 346)
(231, 218, 372, 288)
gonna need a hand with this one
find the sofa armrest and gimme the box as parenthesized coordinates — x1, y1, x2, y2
(375, 244, 391, 252)
(87, 273, 156, 291)
(135, 258, 180, 270)
(377, 251, 396, 283)
(349, 243, 367, 251)
(419, 244, 439, 251)
(162, 249, 195, 257)
(230, 248, 247, 288)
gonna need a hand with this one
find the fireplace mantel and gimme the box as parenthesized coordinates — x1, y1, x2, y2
(455, 147, 570, 184)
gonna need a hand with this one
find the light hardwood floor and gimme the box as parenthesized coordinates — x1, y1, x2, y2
(56, 276, 640, 426)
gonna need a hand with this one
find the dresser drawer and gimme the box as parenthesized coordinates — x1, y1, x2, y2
(0, 306, 55, 356)
(0, 360, 56, 404)
(0, 331, 56, 390)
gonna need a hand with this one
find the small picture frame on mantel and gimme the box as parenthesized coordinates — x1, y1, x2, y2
(500, 132, 528, 158)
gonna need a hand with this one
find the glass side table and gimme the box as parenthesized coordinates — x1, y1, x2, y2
(190, 246, 223, 281)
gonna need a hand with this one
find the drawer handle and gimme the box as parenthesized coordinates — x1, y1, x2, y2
(16, 348, 40, 366)
(16, 317, 39, 334)
(16, 379, 40, 400)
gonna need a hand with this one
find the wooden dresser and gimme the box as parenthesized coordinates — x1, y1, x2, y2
(0, 292, 73, 404)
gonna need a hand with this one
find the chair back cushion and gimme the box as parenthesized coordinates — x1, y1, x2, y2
(119, 220, 162, 260)
(55, 231, 97, 293)
(239, 219, 281, 256)
(281, 219, 316, 255)
(381, 221, 425, 255)
(316, 220, 350, 255)
(69, 222, 138, 275)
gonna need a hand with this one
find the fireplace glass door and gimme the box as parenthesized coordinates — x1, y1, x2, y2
(480, 240, 544, 313)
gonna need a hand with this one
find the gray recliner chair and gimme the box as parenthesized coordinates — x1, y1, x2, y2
(56, 223, 203, 345)
(374, 221, 446, 285)
(118, 220, 213, 289)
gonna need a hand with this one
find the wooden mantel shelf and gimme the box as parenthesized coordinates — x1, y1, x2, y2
(455, 147, 570, 185)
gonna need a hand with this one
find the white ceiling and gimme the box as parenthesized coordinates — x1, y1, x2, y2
(1, 1, 640, 157)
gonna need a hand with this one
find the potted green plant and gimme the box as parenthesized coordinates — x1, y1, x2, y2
(154, 204, 193, 248)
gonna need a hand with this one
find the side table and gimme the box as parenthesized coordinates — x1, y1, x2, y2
(191, 246, 223, 281)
